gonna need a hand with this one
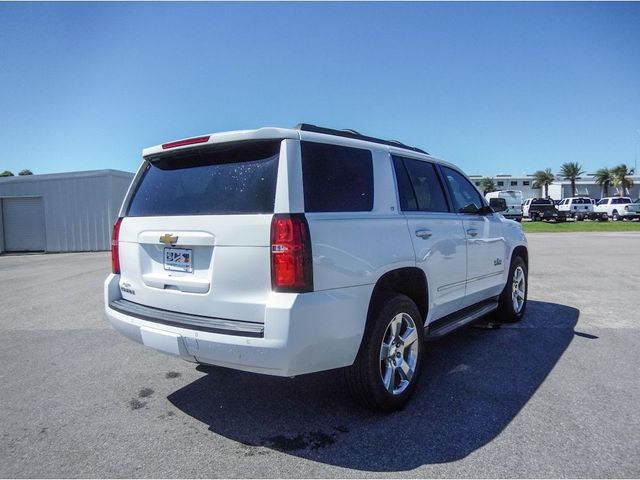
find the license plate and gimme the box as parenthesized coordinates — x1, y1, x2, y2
(164, 247, 193, 273)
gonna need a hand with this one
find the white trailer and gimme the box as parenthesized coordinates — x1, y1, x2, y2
(485, 190, 523, 222)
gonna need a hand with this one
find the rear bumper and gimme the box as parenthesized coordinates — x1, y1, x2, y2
(104, 274, 372, 377)
(539, 213, 565, 220)
(502, 213, 522, 221)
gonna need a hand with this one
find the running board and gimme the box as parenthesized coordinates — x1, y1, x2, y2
(424, 298, 499, 341)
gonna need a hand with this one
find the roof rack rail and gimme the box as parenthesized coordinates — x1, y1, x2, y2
(294, 123, 428, 155)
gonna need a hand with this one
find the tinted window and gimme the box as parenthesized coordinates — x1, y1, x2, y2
(523, 181, 530, 186)
(301, 142, 373, 212)
(511, 181, 518, 186)
(393, 156, 449, 213)
(393, 156, 418, 211)
(127, 140, 280, 216)
(441, 166, 485, 212)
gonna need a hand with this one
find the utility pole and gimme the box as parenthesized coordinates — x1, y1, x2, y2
(633, 128, 640, 176)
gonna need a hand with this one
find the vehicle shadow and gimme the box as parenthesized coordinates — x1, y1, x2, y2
(168, 300, 578, 471)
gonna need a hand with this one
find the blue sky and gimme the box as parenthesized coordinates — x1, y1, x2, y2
(1, 2, 639, 177)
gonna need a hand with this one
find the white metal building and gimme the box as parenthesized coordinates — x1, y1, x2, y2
(0, 169, 133, 253)
(468, 174, 640, 200)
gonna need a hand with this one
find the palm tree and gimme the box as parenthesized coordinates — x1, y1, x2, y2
(0, 170, 14, 177)
(18, 169, 33, 176)
(532, 168, 555, 198)
(593, 167, 613, 198)
(479, 177, 496, 195)
(611, 164, 634, 197)
(559, 162, 585, 197)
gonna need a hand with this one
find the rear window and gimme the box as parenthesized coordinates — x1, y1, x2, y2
(500, 192, 522, 205)
(301, 142, 373, 212)
(127, 140, 280, 216)
(532, 199, 553, 205)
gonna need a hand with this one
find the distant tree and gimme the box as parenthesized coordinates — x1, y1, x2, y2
(0, 170, 14, 177)
(18, 169, 33, 176)
(593, 167, 613, 198)
(479, 177, 497, 195)
(558, 162, 585, 197)
(611, 164, 634, 197)
(532, 168, 555, 198)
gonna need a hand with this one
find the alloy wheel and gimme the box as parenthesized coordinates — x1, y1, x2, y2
(379, 313, 420, 395)
(512, 266, 526, 314)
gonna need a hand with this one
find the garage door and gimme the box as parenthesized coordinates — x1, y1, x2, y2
(2, 197, 46, 252)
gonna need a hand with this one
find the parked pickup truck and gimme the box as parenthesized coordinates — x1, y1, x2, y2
(557, 197, 607, 221)
(594, 197, 640, 221)
(523, 198, 567, 222)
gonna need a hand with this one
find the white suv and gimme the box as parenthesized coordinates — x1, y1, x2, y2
(105, 124, 529, 411)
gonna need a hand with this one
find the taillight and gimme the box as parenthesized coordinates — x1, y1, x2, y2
(624, 205, 629, 211)
(270, 214, 313, 292)
(162, 136, 210, 150)
(111, 217, 123, 274)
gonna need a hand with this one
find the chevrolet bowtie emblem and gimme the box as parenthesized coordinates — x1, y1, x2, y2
(159, 234, 178, 245)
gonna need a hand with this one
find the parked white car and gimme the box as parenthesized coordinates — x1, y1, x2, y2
(594, 197, 640, 221)
(104, 124, 529, 411)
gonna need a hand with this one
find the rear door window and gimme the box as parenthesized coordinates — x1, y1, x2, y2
(392, 156, 449, 212)
(301, 142, 373, 212)
(127, 140, 280, 216)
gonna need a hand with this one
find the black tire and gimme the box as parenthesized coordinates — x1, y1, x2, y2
(496, 256, 528, 323)
(576, 214, 584, 221)
(344, 294, 424, 412)
(612, 210, 619, 221)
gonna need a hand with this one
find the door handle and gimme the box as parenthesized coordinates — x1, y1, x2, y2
(466, 229, 479, 237)
(415, 229, 433, 239)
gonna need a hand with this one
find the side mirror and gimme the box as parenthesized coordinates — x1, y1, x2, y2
(489, 197, 508, 212)
(460, 203, 481, 214)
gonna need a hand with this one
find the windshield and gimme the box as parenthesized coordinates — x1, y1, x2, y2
(127, 140, 281, 216)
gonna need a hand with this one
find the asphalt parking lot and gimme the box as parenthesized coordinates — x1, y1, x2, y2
(1, 233, 639, 478)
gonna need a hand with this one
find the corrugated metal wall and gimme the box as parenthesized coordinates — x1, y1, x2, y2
(0, 170, 134, 252)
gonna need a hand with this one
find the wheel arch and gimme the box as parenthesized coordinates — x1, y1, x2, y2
(511, 244, 528, 268)
(366, 267, 428, 326)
